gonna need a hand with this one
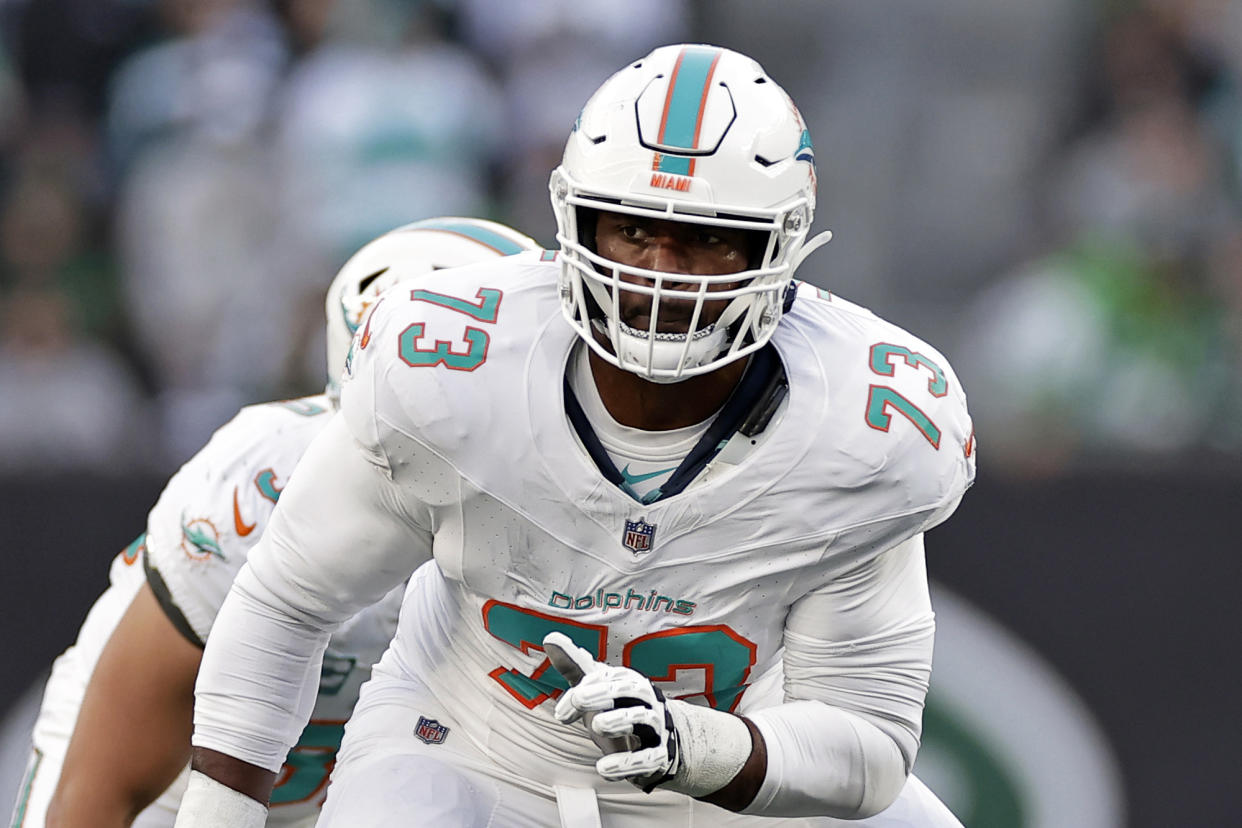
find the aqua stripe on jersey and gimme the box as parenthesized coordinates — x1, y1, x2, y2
(406, 219, 527, 255)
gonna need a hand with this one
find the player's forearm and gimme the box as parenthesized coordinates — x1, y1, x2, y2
(189, 747, 276, 806)
(191, 569, 333, 771)
(182, 583, 323, 827)
(674, 701, 907, 818)
(173, 761, 269, 828)
(743, 624, 930, 817)
(49, 582, 201, 827)
(46, 783, 154, 828)
(698, 717, 767, 811)
(49, 757, 191, 828)
(740, 535, 934, 816)
(743, 699, 908, 818)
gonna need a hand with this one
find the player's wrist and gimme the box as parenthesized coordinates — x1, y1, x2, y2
(661, 701, 754, 800)
(173, 770, 268, 828)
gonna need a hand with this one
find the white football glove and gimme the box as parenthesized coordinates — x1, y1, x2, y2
(543, 632, 752, 798)
(544, 631, 679, 791)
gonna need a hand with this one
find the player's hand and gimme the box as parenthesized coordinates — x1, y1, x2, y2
(543, 632, 679, 792)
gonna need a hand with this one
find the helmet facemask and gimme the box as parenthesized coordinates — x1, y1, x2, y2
(554, 170, 817, 383)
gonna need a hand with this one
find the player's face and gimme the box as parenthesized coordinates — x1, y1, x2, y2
(593, 211, 753, 333)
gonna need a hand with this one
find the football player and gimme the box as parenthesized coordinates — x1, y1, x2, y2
(175, 45, 975, 827)
(8, 218, 540, 828)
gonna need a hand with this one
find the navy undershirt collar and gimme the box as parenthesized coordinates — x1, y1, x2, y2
(564, 345, 783, 504)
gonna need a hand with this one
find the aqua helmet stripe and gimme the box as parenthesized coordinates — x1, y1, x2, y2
(405, 219, 529, 255)
(654, 45, 723, 176)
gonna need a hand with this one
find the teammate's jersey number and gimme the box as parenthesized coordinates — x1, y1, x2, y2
(482, 600, 757, 713)
(398, 288, 503, 371)
(865, 342, 947, 449)
(269, 719, 345, 806)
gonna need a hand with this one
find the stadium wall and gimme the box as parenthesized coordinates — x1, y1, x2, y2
(1, 470, 1236, 826)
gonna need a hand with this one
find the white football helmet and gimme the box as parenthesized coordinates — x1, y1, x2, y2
(550, 44, 832, 382)
(325, 217, 540, 400)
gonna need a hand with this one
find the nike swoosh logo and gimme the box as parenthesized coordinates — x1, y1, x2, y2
(619, 465, 677, 486)
(233, 487, 256, 536)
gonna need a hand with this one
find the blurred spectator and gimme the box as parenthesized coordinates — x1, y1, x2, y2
(104, 0, 288, 177)
(267, 2, 510, 398)
(1051, 95, 1235, 253)
(957, 3, 1242, 470)
(107, 0, 290, 462)
(271, 10, 504, 267)
(1, 0, 1240, 471)
(697, 0, 1093, 337)
(1, 115, 117, 327)
(455, 0, 689, 68)
(455, 0, 690, 244)
(0, 101, 146, 473)
(958, 236, 1235, 468)
(1049, 6, 1237, 245)
(0, 283, 148, 472)
(0, 38, 24, 159)
(0, 0, 154, 122)
(115, 134, 281, 463)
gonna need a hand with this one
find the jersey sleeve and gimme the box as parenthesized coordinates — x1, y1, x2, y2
(142, 421, 256, 645)
(140, 401, 331, 645)
(337, 281, 496, 496)
(807, 297, 977, 574)
(191, 414, 434, 770)
(743, 535, 935, 818)
(733, 296, 973, 818)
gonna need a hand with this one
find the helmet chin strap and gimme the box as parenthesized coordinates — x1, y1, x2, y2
(591, 319, 729, 383)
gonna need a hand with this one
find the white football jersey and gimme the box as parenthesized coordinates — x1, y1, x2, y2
(326, 252, 976, 791)
(18, 540, 149, 827)
(22, 396, 402, 827)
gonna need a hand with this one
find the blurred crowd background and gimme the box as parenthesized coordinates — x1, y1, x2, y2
(1, 0, 1241, 474)
(7, 4, 1242, 825)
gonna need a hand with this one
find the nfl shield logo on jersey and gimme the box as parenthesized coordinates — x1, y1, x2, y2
(623, 518, 656, 554)
(415, 715, 450, 745)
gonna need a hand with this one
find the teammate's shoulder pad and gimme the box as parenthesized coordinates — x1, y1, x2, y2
(187, 394, 333, 483)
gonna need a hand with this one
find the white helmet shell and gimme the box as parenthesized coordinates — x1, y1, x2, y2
(550, 44, 830, 382)
(325, 217, 540, 400)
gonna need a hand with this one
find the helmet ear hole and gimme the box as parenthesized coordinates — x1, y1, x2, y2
(356, 268, 389, 293)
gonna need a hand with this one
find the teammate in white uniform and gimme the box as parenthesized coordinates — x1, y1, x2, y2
(175, 45, 976, 827)
(8, 218, 540, 828)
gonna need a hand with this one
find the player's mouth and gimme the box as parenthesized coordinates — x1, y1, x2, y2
(616, 319, 717, 342)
